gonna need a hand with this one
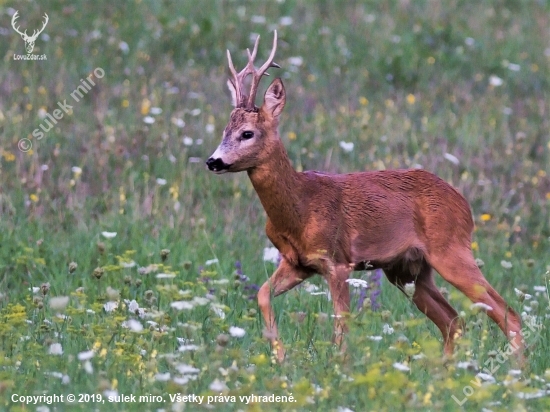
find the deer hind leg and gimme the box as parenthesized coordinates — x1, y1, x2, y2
(384, 261, 463, 356)
(326, 265, 352, 351)
(257, 259, 311, 363)
(428, 248, 524, 358)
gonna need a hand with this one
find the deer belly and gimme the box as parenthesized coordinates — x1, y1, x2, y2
(349, 230, 417, 267)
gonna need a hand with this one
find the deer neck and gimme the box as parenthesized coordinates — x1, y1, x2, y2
(247, 139, 303, 233)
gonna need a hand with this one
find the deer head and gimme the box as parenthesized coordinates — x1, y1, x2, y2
(12, 11, 49, 54)
(206, 31, 284, 174)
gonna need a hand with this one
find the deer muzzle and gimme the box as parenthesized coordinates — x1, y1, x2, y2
(206, 157, 231, 173)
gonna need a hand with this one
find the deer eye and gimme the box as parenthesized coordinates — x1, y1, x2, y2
(241, 131, 254, 140)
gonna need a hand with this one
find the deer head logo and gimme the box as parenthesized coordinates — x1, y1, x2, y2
(12, 11, 49, 54)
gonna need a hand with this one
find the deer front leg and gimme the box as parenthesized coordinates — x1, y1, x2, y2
(326, 265, 352, 352)
(257, 259, 310, 363)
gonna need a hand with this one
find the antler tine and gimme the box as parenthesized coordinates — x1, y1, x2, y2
(11, 11, 26, 36)
(246, 30, 279, 109)
(227, 49, 243, 105)
(258, 30, 278, 74)
(247, 34, 261, 62)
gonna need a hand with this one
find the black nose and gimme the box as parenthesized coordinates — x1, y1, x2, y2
(206, 157, 228, 172)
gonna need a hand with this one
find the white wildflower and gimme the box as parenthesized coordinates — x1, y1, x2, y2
(263, 247, 280, 264)
(156, 273, 176, 279)
(150, 107, 163, 115)
(476, 372, 496, 383)
(205, 124, 215, 133)
(83, 360, 93, 374)
(143, 116, 155, 124)
(288, 56, 304, 66)
(501, 260, 512, 269)
(183, 136, 193, 146)
(192, 296, 210, 306)
(122, 319, 143, 332)
(155, 372, 171, 381)
(172, 118, 185, 128)
(251, 15, 266, 24)
(382, 324, 394, 335)
(103, 390, 118, 399)
(209, 379, 229, 392)
(514, 288, 532, 300)
(211, 303, 226, 319)
(49, 296, 69, 311)
(101, 231, 117, 239)
(339, 141, 354, 153)
(367, 335, 383, 341)
(48, 343, 63, 355)
(156, 178, 167, 186)
(103, 301, 118, 312)
(470, 302, 493, 312)
(515, 390, 548, 399)
(171, 301, 194, 310)
(119, 41, 129, 53)
(175, 364, 200, 374)
(229, 326, 246, 338)
(489, 75, 503, 86)
(345, 278, 368, 288)
(71, 166, 82, 174)
(178, 345, 199, 352)
(443, 153, 460, 165)
(77, 350, 95, 361)
(279, 16, 293, 26)
(393, 362, 410, 372)
(303, 283, 319, 293)
(403, 282, 416, 298)
(173, 376, 192, 385)
(457, 361, 476, 369)
(125, 299, 142, 315)
(211, 279, 229, 285)
(204, 258, 219, 266)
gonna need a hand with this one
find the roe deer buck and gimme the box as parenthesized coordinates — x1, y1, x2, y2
(206, 31, 524, 363)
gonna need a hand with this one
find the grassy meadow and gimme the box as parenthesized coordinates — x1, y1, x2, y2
(1, 0, 550, 410)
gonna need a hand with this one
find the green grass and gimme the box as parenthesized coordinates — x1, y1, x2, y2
(0, 0, 549, 410)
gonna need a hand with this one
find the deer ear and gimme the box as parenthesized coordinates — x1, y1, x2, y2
(262, 78, 285, 118)
(227, 79, 238, 107)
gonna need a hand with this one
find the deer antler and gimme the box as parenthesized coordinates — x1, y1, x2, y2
(29, 13, 49, 41)
(227, 31, 280, 109)
(11, 11, 48, 41)
(11, 11, 27, 38)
